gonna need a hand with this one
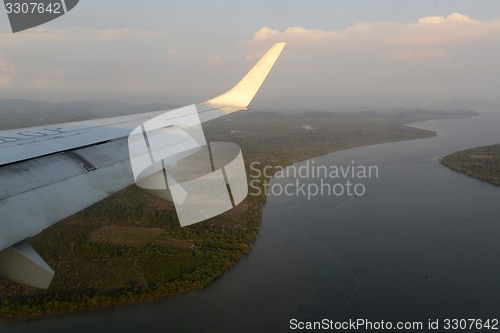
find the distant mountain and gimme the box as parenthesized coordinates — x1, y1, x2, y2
(0, 99, 483, 131)
(298, 110, 341, 118)
(0, 99, 177, 130)
(240, 111, 284, 119)
(356, 110, 388, 117)
(390, 108, 480, 117)
(430, 99, 500, 112)
(356, 108, 480, 118)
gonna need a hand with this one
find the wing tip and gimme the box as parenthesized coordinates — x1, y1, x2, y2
(204, 42, 287, 111)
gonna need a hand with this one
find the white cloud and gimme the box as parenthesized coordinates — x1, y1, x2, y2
(244, 13, 500, 109)
(254, 27, 279, 41)
(251, 12, 499, 47)
(0, 13, 499, 109)
(417, 13, 477, 25)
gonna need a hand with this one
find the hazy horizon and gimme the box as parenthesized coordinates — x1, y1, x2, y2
(1, 1, 500, 111)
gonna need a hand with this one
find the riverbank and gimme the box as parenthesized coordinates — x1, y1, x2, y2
(0, 110, 465, 318)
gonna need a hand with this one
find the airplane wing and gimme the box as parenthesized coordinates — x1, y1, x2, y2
(0, 42, 286, 289)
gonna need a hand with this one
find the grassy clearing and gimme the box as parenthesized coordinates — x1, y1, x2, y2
(88, 226, 165, 247)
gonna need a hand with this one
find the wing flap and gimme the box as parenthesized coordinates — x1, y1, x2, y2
(0, 241, 54, 289)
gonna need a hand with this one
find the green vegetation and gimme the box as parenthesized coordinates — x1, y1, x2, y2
(0, 109, 465, 318)
(440, 144, 500, 186)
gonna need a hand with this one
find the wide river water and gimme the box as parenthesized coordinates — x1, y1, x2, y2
(2, 113, 500, 332)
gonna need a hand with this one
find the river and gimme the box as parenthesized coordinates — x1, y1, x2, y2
(2, 113, 500, 332)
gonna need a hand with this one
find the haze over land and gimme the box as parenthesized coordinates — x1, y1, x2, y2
(0, 99, 480, 131)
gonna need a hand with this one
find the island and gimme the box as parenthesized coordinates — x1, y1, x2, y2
(440, 144, 500, 186)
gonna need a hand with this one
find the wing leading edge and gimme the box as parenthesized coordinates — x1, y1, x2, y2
(0, 42, 286, 288)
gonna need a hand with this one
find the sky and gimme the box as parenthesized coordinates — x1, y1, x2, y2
(1, 0, 500, 111)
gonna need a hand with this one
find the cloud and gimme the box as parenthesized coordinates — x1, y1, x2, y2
(0, 27, 164, 44)
(247, 13, 500, 65)
(254, 27, 279, 41)
(391, 48, 450, 61)
(243, 13, 500, 109)
(251, 12, 499, 47)
(0, 12, 498, 109)
(96, 28, 164, 41)
(166, 47, 179, 61)
(0, 26, 172, 101)
(206, 54, 222, 64)
(0, 58, 16, 88)
(417, 13, 477, 25)
(207, 54, 221, 61)
(32, 69, 65, 89)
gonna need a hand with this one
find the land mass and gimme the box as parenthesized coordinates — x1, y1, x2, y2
(0, 102, 478, 318)
(440, 144, 500, 186)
